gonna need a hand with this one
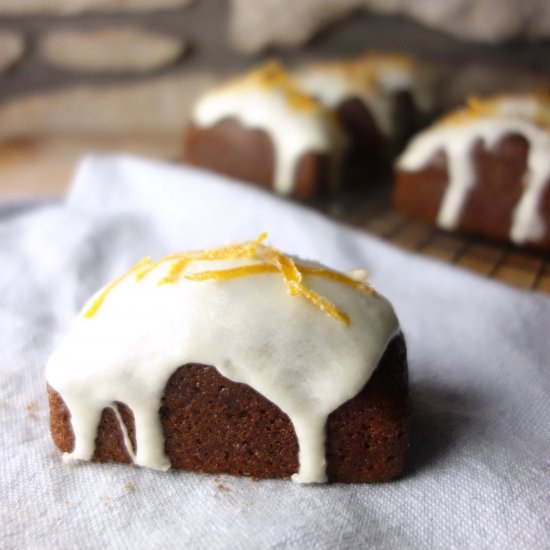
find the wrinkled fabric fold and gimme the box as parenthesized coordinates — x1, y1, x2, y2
(1, 154, 549, 549)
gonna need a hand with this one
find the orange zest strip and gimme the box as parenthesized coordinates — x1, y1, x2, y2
(300, 266, 377, 297)
(135, 254, 178, 281)
(84, 256, 151, 319)
(193, 232, 268, 262)
(298, 284, 350, 326)
(158, 258, 192, 286)
(137, 233, 269, 282)
(184, 263, 278, 281)
(272, 251, 302, 296)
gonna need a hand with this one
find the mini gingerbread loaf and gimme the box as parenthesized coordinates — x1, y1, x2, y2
(46, 234, 409, 484)
(184, 62, 346, 199)
(394, 92, 550, 250)
(293, 53, 434, 178)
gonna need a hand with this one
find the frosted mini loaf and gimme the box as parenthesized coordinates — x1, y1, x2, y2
(394, 92, 550, 250)
(47, 234, 410, 483)
(184, 62, 346, 199)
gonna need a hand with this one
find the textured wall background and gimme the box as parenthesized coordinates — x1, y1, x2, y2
(229, 0, 550, 51)
(0, 0, 548, 142)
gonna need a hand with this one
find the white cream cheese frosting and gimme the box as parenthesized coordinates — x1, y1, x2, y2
(397, 94, 550, 245)
(46, 235, 399, 483)
(294, 53, 433, 139)
(191, 62, 346, 195)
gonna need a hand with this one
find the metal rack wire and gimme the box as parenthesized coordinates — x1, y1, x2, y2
(315, 186, 550, 294)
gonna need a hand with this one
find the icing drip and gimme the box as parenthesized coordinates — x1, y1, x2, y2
(294, 53, 433, 139)
(111, 405, 136, 463)
(397, 95, 550, 244)
(46, 236, 398, 483)
(192, 62, 346, 195)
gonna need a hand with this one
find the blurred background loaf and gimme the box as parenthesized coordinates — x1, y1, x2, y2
(0, 0, 549, 196)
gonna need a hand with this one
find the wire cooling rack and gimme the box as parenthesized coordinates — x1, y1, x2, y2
(315, 185, 550, 294)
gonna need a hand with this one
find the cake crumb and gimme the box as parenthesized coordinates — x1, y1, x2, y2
(26, 401, 39, 420)
(214, 475, 231, 494)
(216, 482, 231, 493)
(124, 480, 135, 493)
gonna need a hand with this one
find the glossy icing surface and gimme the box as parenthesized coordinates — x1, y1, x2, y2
(398, 94, 550, 244)
(46, 236, 399, 483)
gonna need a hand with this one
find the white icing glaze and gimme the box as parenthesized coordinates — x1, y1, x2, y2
(346, 268, 370, 282)
(294, 55, 432, 139)
(295, 69, 394, 137)
(46, 246, 399, 483)
(397, 97, 550, 244)
(192, 68, 345, 195)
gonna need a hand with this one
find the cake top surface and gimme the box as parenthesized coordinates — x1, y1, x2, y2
(295, 52, 419, 92)
(293, 51, 432, 112)
(437, 92, 550, 131)
(292, 52, 432, 135)
(198, 61, 324, 115)
(85, 233, 376, 326)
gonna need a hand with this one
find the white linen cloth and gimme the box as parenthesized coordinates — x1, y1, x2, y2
(1, 155, 549, 549)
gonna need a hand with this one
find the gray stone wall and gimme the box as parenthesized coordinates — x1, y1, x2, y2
(230, 0, 550, 51)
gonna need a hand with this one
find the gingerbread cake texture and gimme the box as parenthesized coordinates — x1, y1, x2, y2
(47, 234, 410, 483)
(394, 92, 550, 250)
